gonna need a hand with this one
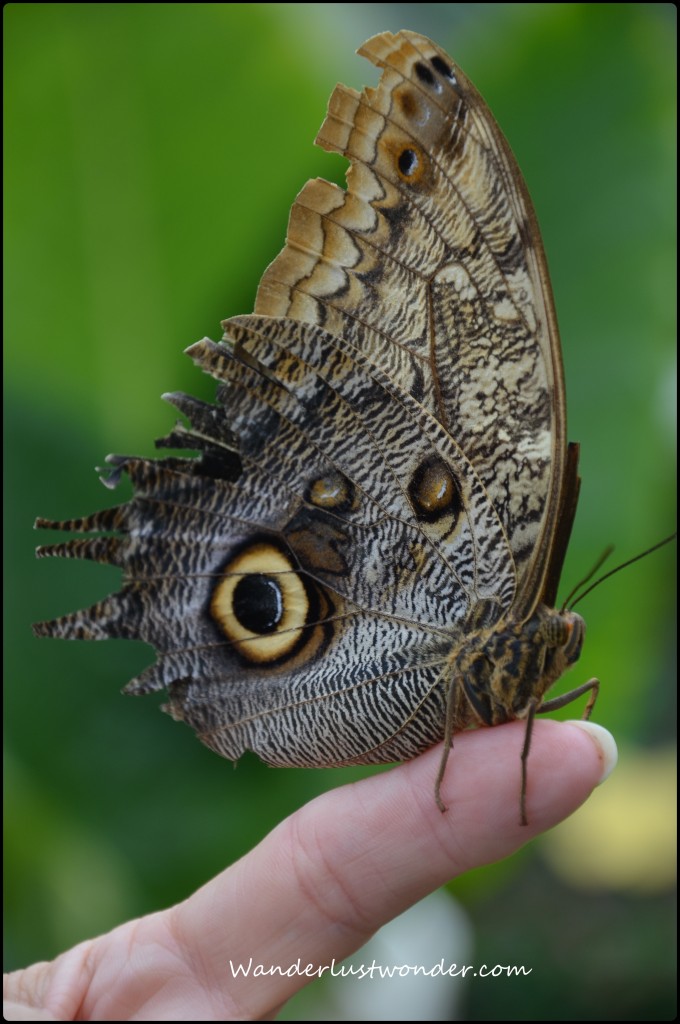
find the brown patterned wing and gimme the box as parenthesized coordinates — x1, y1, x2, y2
(34, 310, 516, 767)
(33, 31, 578, 773)
(256, 29, 568, 618)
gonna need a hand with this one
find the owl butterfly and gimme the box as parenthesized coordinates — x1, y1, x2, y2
(34, 30, 599, 823)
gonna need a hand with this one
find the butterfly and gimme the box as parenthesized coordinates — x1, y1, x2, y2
(34, 30, 599, 822)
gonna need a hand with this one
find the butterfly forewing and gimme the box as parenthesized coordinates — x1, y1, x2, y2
(256, 30, 568, 616)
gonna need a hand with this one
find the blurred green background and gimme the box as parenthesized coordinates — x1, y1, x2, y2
(4, 3, 676, 1020)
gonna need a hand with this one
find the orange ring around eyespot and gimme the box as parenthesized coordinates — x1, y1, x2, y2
(211, 543, 309, 662)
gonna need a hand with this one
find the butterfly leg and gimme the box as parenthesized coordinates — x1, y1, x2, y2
(434, 677, 459, 813)
(520, 678, 601, 825)
(537, 677, 600, 718)
(519, 700, 538, 827)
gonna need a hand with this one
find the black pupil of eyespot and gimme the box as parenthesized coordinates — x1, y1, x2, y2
(415, 61, 435, 85)
(399, 149, 418, 176)
(233, 574, 283, 634)
(431, 56, 453, 79)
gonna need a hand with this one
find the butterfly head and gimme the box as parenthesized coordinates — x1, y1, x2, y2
(540, 607, 586, 669)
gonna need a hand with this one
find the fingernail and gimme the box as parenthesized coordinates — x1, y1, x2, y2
(566, 721, 618, 784)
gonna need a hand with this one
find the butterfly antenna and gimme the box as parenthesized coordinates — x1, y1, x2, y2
(567, 534, 676, 611)
(561, 545, 614, 611)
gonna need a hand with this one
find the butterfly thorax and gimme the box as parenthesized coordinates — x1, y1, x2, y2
(450, 608, 585, 728)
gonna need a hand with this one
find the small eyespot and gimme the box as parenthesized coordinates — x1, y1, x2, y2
(415, 61, 436, 86)
(306, 471, 354, 513)
(408, 457, 462, 523)
(397, 147, 423, 182)
(431, 55, 456, 83)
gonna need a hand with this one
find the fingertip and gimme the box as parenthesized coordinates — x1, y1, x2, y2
(564, 720, 618, 785)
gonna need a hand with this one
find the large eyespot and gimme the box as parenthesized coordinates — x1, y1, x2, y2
(211, 542, 312, 663)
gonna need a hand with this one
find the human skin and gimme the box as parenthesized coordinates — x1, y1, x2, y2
(4, 719, 614, 1021)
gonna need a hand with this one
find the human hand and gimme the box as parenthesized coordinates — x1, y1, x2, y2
(3, 719, 615, 1021)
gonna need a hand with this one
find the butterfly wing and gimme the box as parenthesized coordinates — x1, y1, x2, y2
(34, 31, 572, 767)
(257, 30, 570, 616)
